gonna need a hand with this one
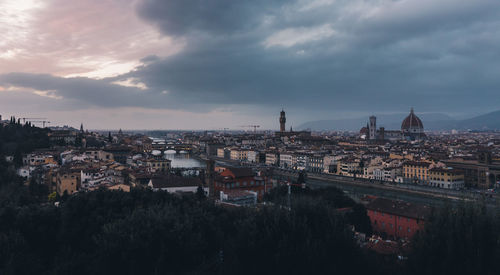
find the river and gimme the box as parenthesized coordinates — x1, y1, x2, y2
(164, 150, 205, 168)
(149, 137, 205, 169)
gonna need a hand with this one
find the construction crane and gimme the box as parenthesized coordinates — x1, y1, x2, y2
(29, 120, 51, 128)
(240, 125, 260, 133)
(21, 117, 47, 123)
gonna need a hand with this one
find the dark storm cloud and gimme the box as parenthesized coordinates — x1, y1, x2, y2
(136, 0, 288, 36)
(3, 0, 500, 116)
(125, 0, 500, 113)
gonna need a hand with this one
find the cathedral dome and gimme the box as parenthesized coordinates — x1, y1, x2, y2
(401, 108, 424, 133)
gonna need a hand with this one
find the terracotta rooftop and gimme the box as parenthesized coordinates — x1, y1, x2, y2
(401, 108, 424, 130)
(366, 198, 431, 220)
(225, 167, 254, 178)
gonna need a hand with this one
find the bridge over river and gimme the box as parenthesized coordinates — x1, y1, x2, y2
(151, 143, 197, 153)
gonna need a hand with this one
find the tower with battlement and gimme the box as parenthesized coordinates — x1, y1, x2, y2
(279, 109, 286, 132)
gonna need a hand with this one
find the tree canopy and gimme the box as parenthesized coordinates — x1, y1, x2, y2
(0, 188, 379, 275)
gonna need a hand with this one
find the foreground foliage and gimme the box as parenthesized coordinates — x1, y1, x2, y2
(0, 188, 379, 275)
(408, 202, 500, 275)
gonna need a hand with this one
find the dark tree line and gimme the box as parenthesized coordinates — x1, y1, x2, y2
(407, 202, 500, 275)
(1, 182, 500, 274)
(0, 188, 380, 275)
(265, 185, 373, 235)
(0, 122, 52, 208)
(0, 121, 50, 169)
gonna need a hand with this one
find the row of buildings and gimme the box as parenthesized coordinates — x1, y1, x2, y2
(16, 128, 279, 203)
(197, 109, 500, 190)
(9, 108, 500, 197)
(216, 148, 468, 189)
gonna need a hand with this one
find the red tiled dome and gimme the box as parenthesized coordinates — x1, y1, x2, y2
(401, 108, 423, 131)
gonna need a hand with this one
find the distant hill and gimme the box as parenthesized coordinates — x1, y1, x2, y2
(297, 110, 500, 131)
(457, 110, 500, 130)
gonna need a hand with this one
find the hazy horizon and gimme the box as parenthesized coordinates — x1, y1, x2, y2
(43, 109, 494, 131)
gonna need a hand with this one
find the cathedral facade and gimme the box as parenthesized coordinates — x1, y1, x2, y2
(360, 108, 425, 141)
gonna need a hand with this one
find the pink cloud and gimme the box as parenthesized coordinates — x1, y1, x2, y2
(0, 0, 184, 77)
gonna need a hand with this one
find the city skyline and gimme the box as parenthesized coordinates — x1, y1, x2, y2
(2, 2, 500, 272)
(1, 0, 500, 129)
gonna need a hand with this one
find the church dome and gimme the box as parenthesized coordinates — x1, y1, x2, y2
(401, 108, 423, 132)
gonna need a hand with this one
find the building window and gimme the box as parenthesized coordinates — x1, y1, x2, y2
(407, 227, 411, 233)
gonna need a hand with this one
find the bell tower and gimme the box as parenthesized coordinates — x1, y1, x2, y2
(369, 116, 377, 140)
(279, 109, 286, 132)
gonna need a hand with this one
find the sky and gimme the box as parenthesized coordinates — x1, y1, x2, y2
(0, 0, 499, 130)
